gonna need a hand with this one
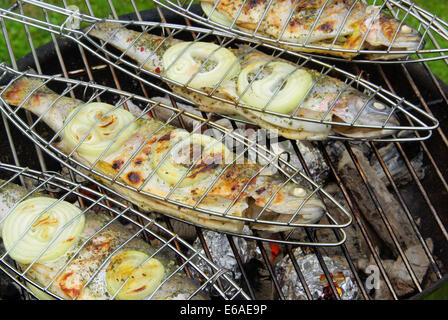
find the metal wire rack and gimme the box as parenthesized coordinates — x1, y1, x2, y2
(0, 163, 250, 300)
(0, 67, 352, 246)
(0, 1, 447, 301)
(154, 0, 448, 64)
(0, 0, 440, 142)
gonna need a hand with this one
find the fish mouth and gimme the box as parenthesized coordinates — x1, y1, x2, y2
(394, 24, 425, 49)
(331, 112, 400, 138)
(365, 23, 425, 60)
(364, 38, 424, 60)
(247, 203, 325, 232)
(245, 184, 326, 231)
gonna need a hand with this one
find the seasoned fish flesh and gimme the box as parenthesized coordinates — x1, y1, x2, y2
(200, 0, 424, 60)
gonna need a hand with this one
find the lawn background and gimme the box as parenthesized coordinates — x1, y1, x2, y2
(0, 0, 446, 83)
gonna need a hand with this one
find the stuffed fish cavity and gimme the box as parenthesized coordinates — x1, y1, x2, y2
(1, 75, 327, 234)
(0, 179, 209, 300)
(86, 21, 400, 140)
(200, 0, 424, 60)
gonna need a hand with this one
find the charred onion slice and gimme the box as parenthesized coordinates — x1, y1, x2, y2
(151, 129, 231, 188)
(201, 2, 233, 27)
(106, 250, 165, 300)
(63, 102, 137, 162)
(162, 42, 240, 89)
(2, 197, 85, 264)
(237, 61, 313, 114)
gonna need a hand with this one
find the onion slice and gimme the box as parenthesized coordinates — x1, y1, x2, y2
(237, 61, 313, 114)
(151, 129, 232, 188)
(62, 102, 138, 162)
(106, 250, 165, 300)
(162, 42, 240, 89)
(201, 2, 234, 27)
(2, 197, 85, 264)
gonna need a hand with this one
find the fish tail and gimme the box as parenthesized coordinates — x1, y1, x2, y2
(87, 21, 123, 40)
(2, 76, 83, 131)
(1, 76, 49, 109)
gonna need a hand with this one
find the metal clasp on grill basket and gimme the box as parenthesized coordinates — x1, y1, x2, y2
(154, 0, 448, 64)
(0, 164, 250, 300)
(0, 0, 440, 142)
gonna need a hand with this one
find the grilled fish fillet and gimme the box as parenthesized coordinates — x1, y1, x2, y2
(87, 22, 400, 140)
(1, 76, 326, 234)
(0, 180, 209, 300)
(200, 0, 424, 60)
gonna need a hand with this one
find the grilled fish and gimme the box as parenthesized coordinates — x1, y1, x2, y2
(0, 180, 209, 300)
(200, 0, 424, 60)
(1, 76, 326, 234)
(87, 22, 400, 140)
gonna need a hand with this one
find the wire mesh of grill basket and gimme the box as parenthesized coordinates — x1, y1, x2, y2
(0, 67, 352, 246)
(0, 163, 251, 300)
(0, 0, 440, 143)
(154, 0, 448, 64)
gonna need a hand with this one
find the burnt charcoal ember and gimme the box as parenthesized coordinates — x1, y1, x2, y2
(275, 248, 359, 300)
(325, 138, 426, 188)
(327, 143, 434, 298)
(0, 244, 21, 300)
(241, 258, 269, 294)
(191, 228, 262, 296)
(358, 239, 434, 299)
(335, 146, 421, 251)
(316, 182, 371, 265)
(369, 143, 426, 187)
(156, 218, 198, 243)
(324, 140, 371, 164)
(0, 279, 21, 300)
(272, 140, 330, 186)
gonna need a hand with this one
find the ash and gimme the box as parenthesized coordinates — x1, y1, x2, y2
(276, 248, 359, 300)
(192, 227, 262, 281)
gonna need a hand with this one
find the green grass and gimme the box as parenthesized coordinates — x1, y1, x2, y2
(0, 0, 447, 83)
(404, 0, 448, 84)
(0, 0, 155, 64)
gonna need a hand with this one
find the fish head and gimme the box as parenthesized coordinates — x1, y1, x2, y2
(362, 7, 424, 59)
(331, 92, 400, 138)
(246, 176, 326, 231)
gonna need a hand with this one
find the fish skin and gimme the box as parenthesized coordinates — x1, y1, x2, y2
(0, 180, 28, 234)
(0, 180, 208, 300)
(1, 76, 326, 233)
(200, 0, 424, 60)
(87, 22, 399, 140)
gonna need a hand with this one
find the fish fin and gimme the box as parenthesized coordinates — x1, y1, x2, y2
(87, 20, 123, 38)
(343, 25, 364, 52)
(95, 160, 118, 176)
(236, 44, 254, 54)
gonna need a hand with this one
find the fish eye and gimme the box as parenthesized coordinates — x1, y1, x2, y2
(372, 102, 387, 111)
(400, 25, 413, 34)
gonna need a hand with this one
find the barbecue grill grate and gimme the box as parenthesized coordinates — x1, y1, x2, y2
(0, 0, 440, 142)
(0, 0, 447, 301)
